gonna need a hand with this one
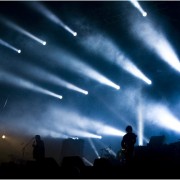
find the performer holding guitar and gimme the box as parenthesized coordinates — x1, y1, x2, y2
(121, 125, 137, 163)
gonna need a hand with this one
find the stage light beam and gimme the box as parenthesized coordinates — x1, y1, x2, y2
(0, 39, 21, 54)
(82, 157, 93, 166)
(0, 16, 46, 46)
(143, 12, 147, 17)
(117, 56, 152, 85)
(46, 46, 120, 90)
(29, 2, 77, 37)
(137, 95, 143, 146)
(48, 106, 125, 138)
(0, 70, 63, 101)
(43, 41, 47, 45)
(11, 60, 89, 96)
(145, 103, 180, 133)
(129, 0, 147, 17)
(80, 34, 152, 85)
(129, 19, 180, 72)
(97, 126, 125, 136)
(68, 129, 102, 139)
(88, 138, 101, 158)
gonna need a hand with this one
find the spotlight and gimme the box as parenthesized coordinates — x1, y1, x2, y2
(0, 39, 21, 54)
(116, 85, 120, 90)
(30, 2, 77, 37)
(0, 17, 47, 46)
(129, 0, 147, 17)
(1, 70, 63, 101)
(43, 41, 46, 45)
(80, 34, 151, 85)
(147, 80, 152, 85)
(143, 12, 147, 17)
(2, 135, 6, 139)
(131, 20, 180, 72)
(145, 103, 180, 132)
(73, 32, 77, 37)
(58, 95, 63, 99)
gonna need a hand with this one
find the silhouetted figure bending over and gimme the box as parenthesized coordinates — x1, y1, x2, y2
(32, 135, 45, 161)
(121, 125, 137, 163)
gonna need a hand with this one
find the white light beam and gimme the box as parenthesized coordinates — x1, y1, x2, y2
(0, 39, 21, 53)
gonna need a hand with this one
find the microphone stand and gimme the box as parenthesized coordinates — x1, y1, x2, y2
(22, 137, 34, 160)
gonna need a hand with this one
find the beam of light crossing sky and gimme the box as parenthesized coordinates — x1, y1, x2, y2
(0, 39, 21, 53)
(129, 19, 180, 72)
(48, 47, 120, 90)
(39, 129, 68, 139)
(145, 103, 180, 133)
(117, 54, 152, 85)
(80, 34, 152, 85)
(14, 61, 88, 95)
(129, 0, 147, 17)
(88, 138, 101, 158)
(137, 95, 143, 146)
(64, 129, 102, 139)
(0, 70, 63, 100)
(49, 76, 89, 95)
(48, 106, 125, 138)
(82, 157, 93, 166)
(28, 2, 77, 36)
(96, 125, 125, 136)
(0, 16, 46, 46)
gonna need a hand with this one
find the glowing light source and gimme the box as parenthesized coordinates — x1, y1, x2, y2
(73, 32, 77, 37)
(12, 60, 89, 96)
(0, 70, 63, 100)
(64, 26, 77, 37)
(0, 17, 46, 46)
(80, 34, 151, 85)
(54, 51, 120, 90)
(0, 39, 21, 54)
(117, 55, 152, 85)
(29, 2, 77, 37)
(2, 135, 6, 139)
(42, 41, 47, 45)
(129, 0, 147, 17)
(143, 12, 147, 17)
(129, 19, 180, 72)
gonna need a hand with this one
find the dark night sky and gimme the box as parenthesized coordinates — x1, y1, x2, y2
(0, 1, 180, 164)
